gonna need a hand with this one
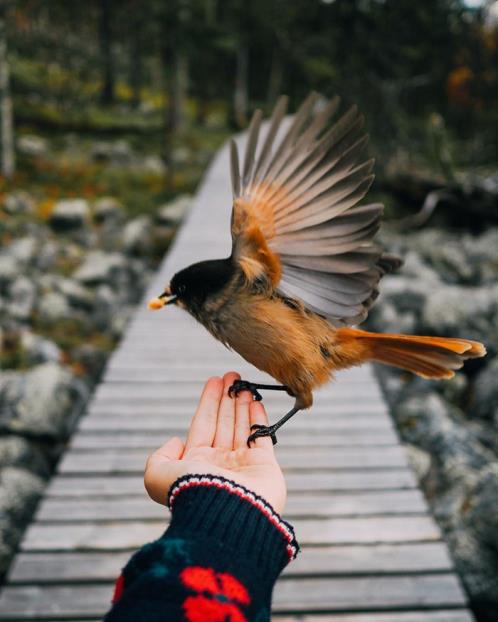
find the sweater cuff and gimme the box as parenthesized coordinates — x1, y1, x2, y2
(167, 474, 299, 577)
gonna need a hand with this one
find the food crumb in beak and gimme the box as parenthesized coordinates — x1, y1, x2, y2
(148, 297, 166, 310)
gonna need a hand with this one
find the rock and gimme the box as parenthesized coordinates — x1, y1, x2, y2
(91, 140, 133, 164)
(92, 284, 118, 329)
(379, 276, 429, 315)
(400, 251, 442, 285)
(423, 284, 498, 342)
(438, 372, 468, 406)
(473, 357, 498, 421)
(394, 393, 492, 482)
(172, 147, 190, 165)
(0, 362, 86, 439)
(92, 284, 133, 332)
(8, 237, 37, 266)
(17, 134, 48, 157)
(0, 467, 45, 574)
(35, 240, 59, 272)
(111, 140, 134, 164)
(74, 251, 128, 287)
(7, 277, 37, 321)
(93, 197, 124, 224)
(121, 216, 152, 255)
(157, 195, 191, 226)
(37, 291, 70, 323)
(369, 300, 417, 335)
(1, 191, 35, 215)
(20, 330, 60, 365)
(70, 344, 107, 382)
(430, 242, 477, 284)
(49, 199, 90, 231)
(405, 443, 432, 481)
(0, 437, 50, 477)
(0, 255, 17, 288)
(127, 259, 153, 299)
(139, 155, 166, 174)
(454, 463, 498, 615)
(54, 277, 95, 311)
(109, 306, 133, 337)
(463, 463, 498, 549)
(466, 229, 498, 284)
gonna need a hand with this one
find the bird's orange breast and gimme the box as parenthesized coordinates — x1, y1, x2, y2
(216, 293, 337, 407)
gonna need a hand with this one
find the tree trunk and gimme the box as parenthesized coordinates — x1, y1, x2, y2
(169, 52, 188, 133)
(234, 43, 248, 128)
(267, 43, 283, 104)
(129, 14, 142, 108)
(100, 0, 115, 104)
(0, 4, 14, 179)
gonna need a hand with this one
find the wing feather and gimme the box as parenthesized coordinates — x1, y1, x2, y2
(230, 93, 401, 324)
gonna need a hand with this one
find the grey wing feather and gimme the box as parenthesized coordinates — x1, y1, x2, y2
(230, 93, 402, 325)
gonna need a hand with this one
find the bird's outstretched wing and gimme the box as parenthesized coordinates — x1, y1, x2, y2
(229, 92, 401, 326)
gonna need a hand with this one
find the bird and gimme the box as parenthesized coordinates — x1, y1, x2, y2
(148, 93, 486, 446)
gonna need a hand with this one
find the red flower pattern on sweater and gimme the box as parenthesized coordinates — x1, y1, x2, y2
(180, 566, 250, 622)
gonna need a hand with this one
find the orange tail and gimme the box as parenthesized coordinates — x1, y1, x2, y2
(337, 328, 486, 379)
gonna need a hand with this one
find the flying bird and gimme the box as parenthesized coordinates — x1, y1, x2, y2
(149, 93, 486, 445)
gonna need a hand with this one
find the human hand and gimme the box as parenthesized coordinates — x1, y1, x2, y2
(144, 372, 287, 514)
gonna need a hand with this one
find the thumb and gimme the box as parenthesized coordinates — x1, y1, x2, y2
(151, 436, 185, 463)
(144, 437, 185, 505)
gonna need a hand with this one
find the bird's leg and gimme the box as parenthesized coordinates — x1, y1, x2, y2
(247, 406, 301, 447)
(228, 380, 292, 402)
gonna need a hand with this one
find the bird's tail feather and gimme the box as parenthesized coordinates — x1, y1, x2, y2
(337, 328, 486, 379)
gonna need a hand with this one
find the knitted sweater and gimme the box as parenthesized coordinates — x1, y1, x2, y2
(104, 474, 299, 621)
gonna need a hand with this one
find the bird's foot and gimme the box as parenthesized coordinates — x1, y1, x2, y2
(228, 380, 263, 401)
(247, 424, 278, 446)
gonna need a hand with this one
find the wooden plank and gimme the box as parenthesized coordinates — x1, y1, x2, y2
(273, 575, 468, 611)
(70, 430, 400, 449)
(0, 585, 112, 619)
(274, 612, 474, 622)
(90, 383, 383, 401)
(35, 490, 428, 522)
(102, 368, 386, 388)
(21, 516, 440, 551)
(46, 470, 417, 498)
(77, 414, 394, 433)
(9, 542, 454, 584)
(57, 446, 407, 475)
(0, 575, 468, 619)
(84, 403, 388, 418)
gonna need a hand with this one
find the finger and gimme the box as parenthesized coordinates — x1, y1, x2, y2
(185, 377, 223, 450)
(213, 371, 240, 448)
(234, 390, 252, 449)
(249, 400, 274, 451)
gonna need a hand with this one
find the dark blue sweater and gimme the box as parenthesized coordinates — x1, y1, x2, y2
(104, 474, 299, 621)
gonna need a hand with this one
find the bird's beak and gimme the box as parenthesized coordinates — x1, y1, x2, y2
(147, 288, 177, 310)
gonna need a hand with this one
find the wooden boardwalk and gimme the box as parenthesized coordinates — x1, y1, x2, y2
(0, 140, 473, 621)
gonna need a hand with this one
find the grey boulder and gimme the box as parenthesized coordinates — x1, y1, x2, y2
(0, 362, 87, 439)
(49, 199, 90, 231)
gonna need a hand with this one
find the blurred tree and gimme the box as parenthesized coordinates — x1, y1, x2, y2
(233, 0, 249, 128)
(100, 0, 115, 104)
(127, 0, 144, 108)
(0, 0, 14, 178)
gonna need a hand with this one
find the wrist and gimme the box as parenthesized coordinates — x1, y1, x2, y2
(167, 474, 298, 582)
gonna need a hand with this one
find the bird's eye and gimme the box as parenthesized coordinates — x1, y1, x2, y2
(178, 284, 186, 294)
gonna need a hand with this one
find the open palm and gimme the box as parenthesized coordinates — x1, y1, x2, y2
(144, 372, 287, 514)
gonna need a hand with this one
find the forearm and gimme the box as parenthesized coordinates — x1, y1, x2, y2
(104, 474, 299, 621)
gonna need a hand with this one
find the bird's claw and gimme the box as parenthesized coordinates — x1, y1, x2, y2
(228, 380, 263, 401)
(247, 424, 278, 446)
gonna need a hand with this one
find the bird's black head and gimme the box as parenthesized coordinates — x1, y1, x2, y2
(151, 257, 235, 315)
